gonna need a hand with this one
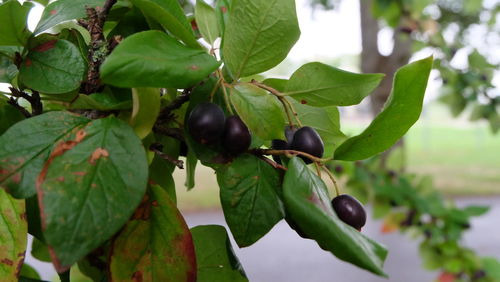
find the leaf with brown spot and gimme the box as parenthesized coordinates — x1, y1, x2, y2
(283, 157, 387, 276)
(0, 111, 90, 199)
(37, 116, 148, 272)
(216, 154, 284, 247)
(0, 189, 27, 279)
(110, 185, 196, 282)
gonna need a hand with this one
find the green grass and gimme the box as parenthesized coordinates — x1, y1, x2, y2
(175, 103, 500, 210)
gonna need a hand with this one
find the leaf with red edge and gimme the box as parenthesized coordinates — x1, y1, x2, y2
(0, 189, 27, 280)
(37, 116, 148, 272)
(110, 184, 196, 282)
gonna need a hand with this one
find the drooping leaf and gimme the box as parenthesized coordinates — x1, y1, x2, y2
(462, 205, 489, 217)
(195, 0, 219, 44)
(100, 31, 220, 89)
(0, 188, 27, 279)
(217, 154, 284, 247)
(19, 39, 86, 94)
(290, 100, 346, 157)
(0, 1, 32, 46)
(230, 83, 285, 140)
(0, 112, 90, 199)
(191, 225, 248, 282)
(283, 157, 387, 276)
(34, 0, 105, 34)
(37, 116, 148, 271)
(221, 0, 300, 78)
(110, 185, 196, 282)
(129, 88, 161, 139)
(130, 0, 200, 48)
(334, 56, 433, 161)
(185, 149, 197, 190)
(284, 62, 384, 107)
(19, 263, 41, 280)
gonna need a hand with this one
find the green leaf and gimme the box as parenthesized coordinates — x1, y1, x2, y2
(185, 149, 197, 190)
(38, 116, 148, 271)
(290, 100, 346, 157)
(283, 157, 388, 276)
(215, 0, 231, 38)
(19, 39, 86, 94)
(20, 263, 41, 280)
(0, 1, 31, 46)
(0, 188, 27, 279)
(217, 154, 284, 247)
(129, 88, 161, 139)
(34, 0, 105, 34)
(196, 0, 219, 44)
(31, 238, 51, 262)
(131, 0, 200, 48)
(101, 31, 220, 89)
(191, 225, 248, 282)
(0, 55, 17, 83)
(221, 0, 300, 78)
(110, 185, 196, 281)
(482, 257, 500, 279)
(0, 102, 25, 135)
(0, 112, 90, 199)
(230, 83, 285, 140)
(334, 56, 433, 161)
(462, 205, 489, 217)
(69, 92, 133, 111)
(284, 62, 384, 107)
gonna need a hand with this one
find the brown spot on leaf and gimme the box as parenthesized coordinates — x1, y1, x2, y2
(132, 271, 143, 282)
(132, 194, 151, 220)
(91, 183, 97, 188)
(33, 40, 57, 52)
(73, 171, 86, 176)
(11, 173, 21, 184)
(221, 6, 227, 13)
(56, 176, 64, 182)
(15, 252, 25, 276)
(191, 20, 198, 30)
(48, 246, 70, 273)
(50, 9, 57, 15)
(36, 130, 88, 231)
(0, 258, 13, 266)
(151, 200, 158, 207)
(88, 148, 109, 165)
(20, 212, 27, 221)
(252, 175, 259, 180)
(300, 99, 307, 104)
(148, 179, 157, 186)
(189, 65, 200, 71)
(25, 58, 32, 67)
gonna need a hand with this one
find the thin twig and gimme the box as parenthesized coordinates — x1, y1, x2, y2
(149, 143, 184, 169)
(7, 97, 31, 117)
(157, 87, 193, 123)
(322, 166, 340, 196)
(258, 155, 287, 171)
(153, 126, 184, 141)
(250, 148, 333, 163)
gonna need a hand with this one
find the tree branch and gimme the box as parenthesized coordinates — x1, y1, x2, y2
(157, 88, 193, 123)
(149, 143, 184, 169)
(153, 126, 184, 142)
(80, 0, 118, 94)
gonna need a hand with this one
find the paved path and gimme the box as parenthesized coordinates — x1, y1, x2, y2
(27, 197, 500, 281)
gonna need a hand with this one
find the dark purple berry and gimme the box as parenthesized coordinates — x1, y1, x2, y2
(187, 102, 225, 144)
(289, 126, 324, 164)
(223, 116, 251, 155)
(331, 194, 367, 231)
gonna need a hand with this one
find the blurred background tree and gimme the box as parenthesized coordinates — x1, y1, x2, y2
(312, 0, 499, 135)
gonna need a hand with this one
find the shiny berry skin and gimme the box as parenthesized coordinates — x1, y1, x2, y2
(331, 194, 367, 231)
(222, 116, 251, 155)
(289, 126, 324, 164)
(187, 102, 225, 144)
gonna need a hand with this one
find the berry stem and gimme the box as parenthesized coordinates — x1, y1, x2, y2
(251, 148, 333, 164)
(250, 80, 302, 127)
(322, 166, 340, 197)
